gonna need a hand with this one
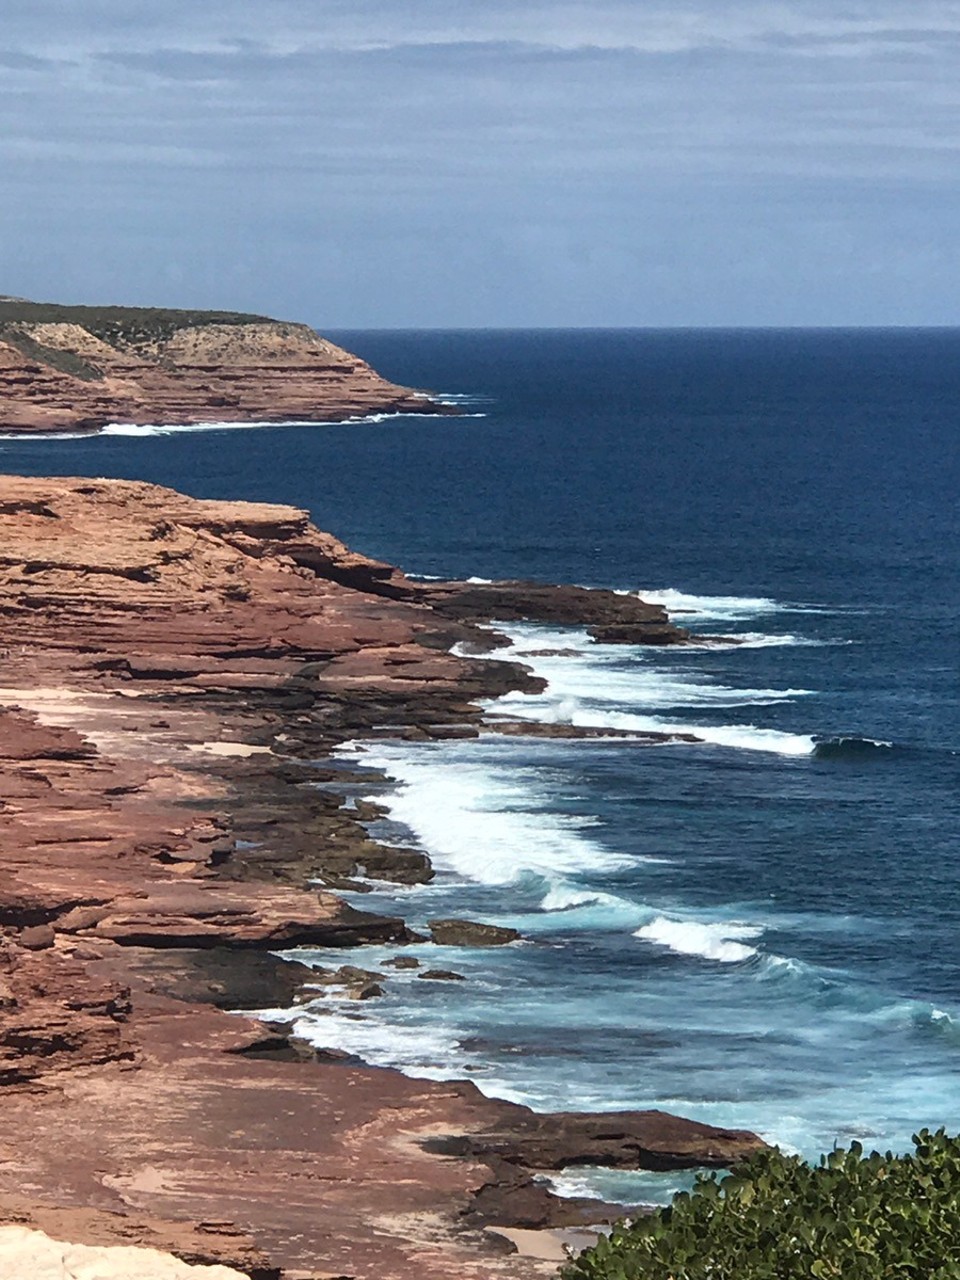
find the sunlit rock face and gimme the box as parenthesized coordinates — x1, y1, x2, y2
(0, 299, 450, 433)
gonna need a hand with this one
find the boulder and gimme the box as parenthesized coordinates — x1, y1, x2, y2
(428, 919, 520, 947)
(431, 1108, 768, 1172)
(347, 983, 384, 1000)
(19, 924, 56, 951)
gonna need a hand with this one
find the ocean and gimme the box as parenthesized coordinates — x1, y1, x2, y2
(3, 328, 958, 1204)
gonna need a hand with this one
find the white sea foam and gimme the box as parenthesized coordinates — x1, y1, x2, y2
(490, 623, 813, 708)
(361, 410, 488, 422)
(633, 589, 783, 622)
(540, 882, 635, 912)
(288, 1006, 465, 1080)
(96, 410, 486, 438)
(548, 1168, 694, 1207)
(757, 954, 813, 980)
(683, 632, 834, 651)
(0, 430, 94, 442)
(453, 624, 595, 658)
(473, 616, 819, 747)
(476, 620, 832, 658)
(102, 419, 290, 436)
(340, 740, 632, 885)
(481, 623, 817, 755)
(490, 697, 817, 754)
(496, 668, 812, 711)
(521, 880, 653, 931)
(632, 588, 829, 624)
(636, 917, 763, 963)
(852, 1000, 960, 1036)
(664, 721, 815, 755)
(434, 390, 486, 399)
(545, 1171, 616, 1203)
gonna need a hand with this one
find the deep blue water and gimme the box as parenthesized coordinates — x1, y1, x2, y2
(2, 329, 958, 1201)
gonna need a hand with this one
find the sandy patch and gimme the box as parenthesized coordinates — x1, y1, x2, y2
(0, 685, 110, 716)
(186, 741, 273, 758)
(0, 1224, 246, 1279)
(490, 1226, 602, 1262)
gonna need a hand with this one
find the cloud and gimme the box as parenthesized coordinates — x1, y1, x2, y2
(7, 1, 960, 58)
(2, 1, 960, 324)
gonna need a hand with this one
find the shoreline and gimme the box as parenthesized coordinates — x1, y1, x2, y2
(0, 300, 458, 435)
(0, 404, 460, 440)
(0, 474, 763, 1278)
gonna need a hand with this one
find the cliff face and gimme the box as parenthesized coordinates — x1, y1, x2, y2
(0, 474, 761, 1279)
(0, 300, 449, 432)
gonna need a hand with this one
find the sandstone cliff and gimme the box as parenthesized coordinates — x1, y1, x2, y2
(0, 299, 450, 433)
(0, 476, 758, 1279)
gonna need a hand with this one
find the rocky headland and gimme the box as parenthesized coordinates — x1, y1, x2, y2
(0, 475, 763, 1279)
(0, 298, 451, 433)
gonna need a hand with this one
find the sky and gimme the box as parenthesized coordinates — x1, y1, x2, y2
(2, 1, 960, 327)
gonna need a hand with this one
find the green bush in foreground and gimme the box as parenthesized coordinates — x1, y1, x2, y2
(563, 1129, 960, 1280)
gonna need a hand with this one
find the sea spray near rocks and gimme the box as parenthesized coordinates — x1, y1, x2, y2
(477, 621, 820, 755)
(287, 551, 958, 1201)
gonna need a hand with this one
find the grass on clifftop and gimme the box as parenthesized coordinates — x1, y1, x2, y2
(0, 299, 276, 352)
(563, 1130, 960, 1280)
(0, 325, 105, 380)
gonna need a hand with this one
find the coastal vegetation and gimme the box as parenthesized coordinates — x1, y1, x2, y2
(0, 297, 273, 352)
(564, 1130, 960, 1279)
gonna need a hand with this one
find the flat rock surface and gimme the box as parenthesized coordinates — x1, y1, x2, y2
(419, 579, 690, 645)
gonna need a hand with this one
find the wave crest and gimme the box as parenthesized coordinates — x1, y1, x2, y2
(634, 588, 782, 622)
(635, 917, 762, 964)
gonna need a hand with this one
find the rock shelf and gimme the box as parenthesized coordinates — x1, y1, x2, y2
(0, 475, 762, 1279)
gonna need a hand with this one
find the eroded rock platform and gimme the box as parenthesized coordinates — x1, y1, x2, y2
(0, 475, 761, 1279)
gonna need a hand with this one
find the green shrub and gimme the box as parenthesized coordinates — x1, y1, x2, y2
(562, 1129, 960, 1280)
(0, 326, 103, 380)
(0, 300, 273, 351)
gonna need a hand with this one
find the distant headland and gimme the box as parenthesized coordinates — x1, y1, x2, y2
(0, 297, 452, 433)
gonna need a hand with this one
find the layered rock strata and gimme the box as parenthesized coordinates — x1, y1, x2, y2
(0, 475, 763, 1279)
(422, 580, 691, 645)
(0, 299, 450, 433)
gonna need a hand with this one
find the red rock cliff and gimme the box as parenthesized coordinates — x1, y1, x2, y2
(0, 475, 760, 1279)
(0, 299, 450, 433)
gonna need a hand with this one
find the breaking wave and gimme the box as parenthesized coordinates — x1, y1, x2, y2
(98, 410, 486, 437)
(102, 420, 269, 436)
(480, 622, 818, 756)
(633, 588, 785, 623)
(635, 917, 763, 964)
(684, 632, 837, 651)
(284, 1004, 467, 1082)
(338, 739, 633, 886)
